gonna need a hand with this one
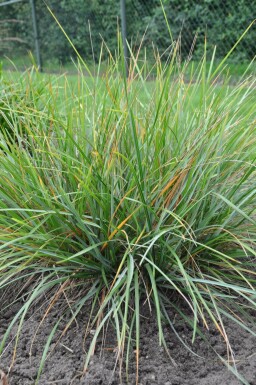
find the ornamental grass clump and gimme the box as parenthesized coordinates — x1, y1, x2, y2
(0, 44, 255, 384)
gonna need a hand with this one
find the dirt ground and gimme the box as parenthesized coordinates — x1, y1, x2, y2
(0, 292, 255, 385)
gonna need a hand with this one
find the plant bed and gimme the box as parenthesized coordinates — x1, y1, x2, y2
(0, 291, 255, 385)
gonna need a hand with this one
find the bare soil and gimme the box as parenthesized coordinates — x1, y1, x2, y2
(0, 292, 255, 385)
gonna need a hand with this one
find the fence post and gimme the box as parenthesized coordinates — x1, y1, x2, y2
(120, 0, 128, 77)
(30, 0, 42, 71)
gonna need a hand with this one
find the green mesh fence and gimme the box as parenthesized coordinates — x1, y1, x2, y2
(0, 0, 255, 70)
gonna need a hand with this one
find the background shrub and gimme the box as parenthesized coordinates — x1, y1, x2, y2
(0, 0, 255, 65)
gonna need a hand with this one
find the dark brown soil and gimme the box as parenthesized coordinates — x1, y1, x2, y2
(0, 293, 255, 385)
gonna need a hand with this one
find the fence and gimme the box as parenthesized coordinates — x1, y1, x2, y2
(0, 0, 255, 71)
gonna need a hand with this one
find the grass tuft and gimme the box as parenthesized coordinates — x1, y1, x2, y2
(0, 45, 256, 384)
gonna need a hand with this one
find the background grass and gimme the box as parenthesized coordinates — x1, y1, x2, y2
(2, 52, 256, 80)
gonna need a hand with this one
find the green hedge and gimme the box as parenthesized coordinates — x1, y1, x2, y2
(1, 0, 255, 64)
